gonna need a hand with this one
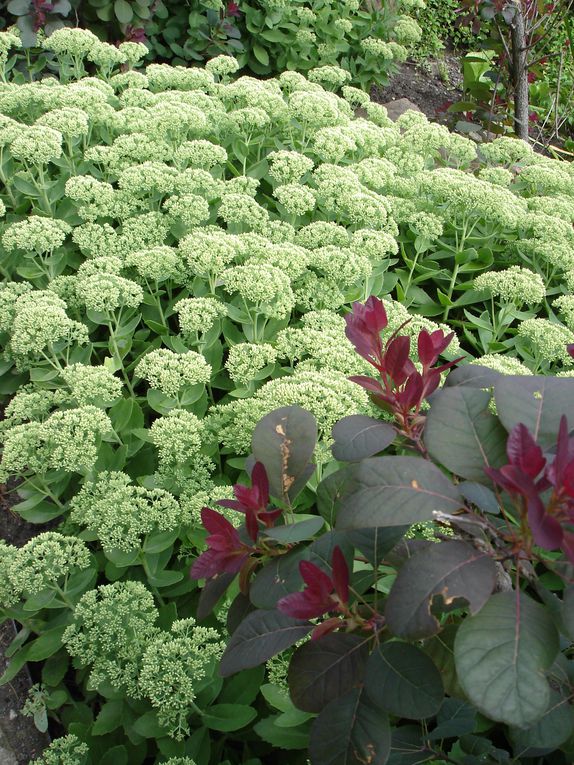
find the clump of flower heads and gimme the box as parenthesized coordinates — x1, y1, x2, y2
(139, 619, 224, 739)
(135, 348, 211, 398)
(70, 472, 182, 552)
(30, 735, 89, 765)
(63, 581, 160, 698)
(474, 266, 546, 306)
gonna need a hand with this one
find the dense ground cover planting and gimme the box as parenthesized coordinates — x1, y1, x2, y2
(1, 24, 574, 764)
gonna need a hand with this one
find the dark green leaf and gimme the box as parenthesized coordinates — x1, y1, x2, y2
(263, 517, 324, 543)
(251, 406, 317, 502)
(385, 541, 497, 639)
(335, 457, 463, 529)
(331, 415, 395, 462)
(421, 624, 465, 698)
(114, 0, 133, 23)
(92, 700, 124, 736)
(365, 641, 443, 720)
(27, 626, 68, 661)
(454, 591, 560, 727)
(309, 687, 391, 765)
(427, 699, 476, 740)
(289, 634, 369, 713)
(219, 666, 265, 705)
(254, 714, 311, 750)
(202, 703, 256, 732)
(387, 725, 433, 765)
(424, 388, 507, 482)
(99, 746, 128, 765)
(562, 585, 574, 640)
(495, 375, 574, 448)
(219, 610, 312, 677)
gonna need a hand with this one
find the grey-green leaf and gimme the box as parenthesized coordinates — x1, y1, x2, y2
(424, 387, 507, 483)
(454, 591, 560, 727)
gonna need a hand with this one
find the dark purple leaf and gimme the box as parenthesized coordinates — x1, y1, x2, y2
(289, 634, 370, 713)
(331, 415, 396, 462)
(385, 541, 497, 639)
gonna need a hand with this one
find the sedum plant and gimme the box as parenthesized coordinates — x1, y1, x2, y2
(0, 32, 574, 763)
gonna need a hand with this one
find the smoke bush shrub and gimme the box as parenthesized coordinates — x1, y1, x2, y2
(0, 27, 574, 762)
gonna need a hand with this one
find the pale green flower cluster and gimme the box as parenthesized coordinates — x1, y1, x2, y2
(393, 16, 423, 45)
(3, 217, 71, 253)
(70, 471, 182, 552)
(63, 581, 160, 698)
(308, 65, 351, 90)
(175, 296, 227, 338)
(274, 183, 316, 216)
(10, 125, 63, 164)
(0, 406, 111, 480)
(30, 734, 89, 765)
(61, 364, 123, 405)
(517, 318, 574, 365)
(139, 619, 224, 739)
(7, 290, 88, 363)
(472, 355, 532, 376)
(226, 342, 277, 384)
(223, 264, 295, 318)
(37, 107, 89, 138)
(268, 150, 314, 184)
(553, 295, 574, 331)
(179, 229, 237, 279)
(135, 348, 211, 397)
(75, 272, 143, 313)
(163, 194, 210, 229)
(124, 246, 182, 282)
(1, 385, 67, 429)
(149, 409, 214, 490)
(474, 266, 546, 305)
(480, 136, 534, 165)
(0, 532, 90, 607)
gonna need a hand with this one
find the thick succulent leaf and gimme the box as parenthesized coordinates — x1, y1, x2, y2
(251, 406, 317, 502)
(365, 641, 443, 720)
(335, 457, 463, 529)
(385, 541, 497, 639)
(288, 633, 370, 713)
(494, 376, 574, 448)
(219, 610, 312, 677)
(309, 687, 391, 765)
(331, 415, 395, 462)
(424, 387, 507, 483)
(454, 591, 560, 727)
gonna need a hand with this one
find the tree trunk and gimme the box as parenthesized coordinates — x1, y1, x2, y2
(510, 0, 530, 141)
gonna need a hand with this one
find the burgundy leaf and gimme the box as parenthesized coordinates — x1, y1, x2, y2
(331, 546, 349, 605)
(506, 423, 546, 479)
